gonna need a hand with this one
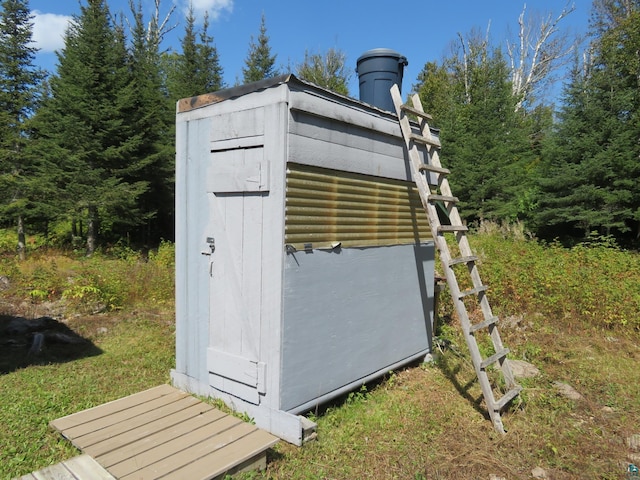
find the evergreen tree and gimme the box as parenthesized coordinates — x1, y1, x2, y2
(590, 1, 640, 239)
(536, 0, 640, 242)
(167, 5, 224, 100)
(242, 13, 277, 83)
(32, 0, 144, 254)
(0, 0, 46, 258)
(535, 60, 605, 239)
(416, 40, 537, 224)
(296, 48, 350, 95)
(196, 12, 224, 92)
(125, 0, 175, 244)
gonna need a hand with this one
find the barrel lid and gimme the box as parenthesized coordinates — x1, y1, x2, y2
(356, 48, 408, 66)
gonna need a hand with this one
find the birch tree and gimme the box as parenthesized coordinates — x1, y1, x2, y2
(506, 2, 577, 110)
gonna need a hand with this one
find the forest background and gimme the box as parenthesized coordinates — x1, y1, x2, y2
(0, 0, 639, 257)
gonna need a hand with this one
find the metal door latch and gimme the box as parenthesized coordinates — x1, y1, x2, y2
(201, 237, 215, 256)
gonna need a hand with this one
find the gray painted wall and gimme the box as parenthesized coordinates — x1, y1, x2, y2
(281, 243, 434, 412)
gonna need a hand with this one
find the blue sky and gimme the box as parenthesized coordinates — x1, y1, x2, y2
(28, 0, 592, 98)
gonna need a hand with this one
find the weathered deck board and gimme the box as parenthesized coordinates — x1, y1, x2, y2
(48, 385, 278, 480)
(71, 395, 201, 450)
(51, 384, 176, 432)
(87, 403, 223, 460)
(14, 454, 115, 480)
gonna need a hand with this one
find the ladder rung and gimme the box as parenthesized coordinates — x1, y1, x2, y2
(438, 225, 468, 233)
(409, 132, 441, 148)
(428, 194, 458, 203)
(448, 255, 478, 266)
(459, 284, 488, 298)
(469, 316, 499, 334)
(480, 348, 510, 370)
(400, 103, 433, 120)
(418, 164, 450, 175)
(494, 386, 523, 411)
(391, 84, 521, 435)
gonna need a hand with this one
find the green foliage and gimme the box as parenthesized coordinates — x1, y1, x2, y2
(3, 243, 175, 313)
(0, 0, 47, 245)
(295, 48, 351, 96)
(416, 37, 539, 226)
(123, 0, 176, 244)
(29, 0, 150, 253)
(242, 13, 278, 83)
(535, 2, 640, 243)
(465, 221, 640, 330)
(166, 5, 224, 100)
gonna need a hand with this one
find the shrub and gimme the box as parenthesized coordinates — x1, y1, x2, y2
(463, 221, 640, 330)
(1, 243, 175, 315)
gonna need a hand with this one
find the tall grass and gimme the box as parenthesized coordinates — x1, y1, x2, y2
(462, 221, 640, 330)
(2, 230, 640, 479)
(0, 241, 175, 315)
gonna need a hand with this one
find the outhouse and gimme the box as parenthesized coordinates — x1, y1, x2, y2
(171, 74, 437, 445)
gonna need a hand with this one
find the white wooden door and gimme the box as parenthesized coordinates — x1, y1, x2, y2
(206, 144, 268, 405)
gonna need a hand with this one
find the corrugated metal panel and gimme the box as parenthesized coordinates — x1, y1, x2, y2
(285, 164, 432, 248)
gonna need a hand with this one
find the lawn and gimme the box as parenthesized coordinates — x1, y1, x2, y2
(1, 231, 639, 479)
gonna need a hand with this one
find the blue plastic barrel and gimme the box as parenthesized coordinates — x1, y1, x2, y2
(356, 48, 408, 112)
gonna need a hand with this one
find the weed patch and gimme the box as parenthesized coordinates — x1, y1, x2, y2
(2, 236, 640, 479)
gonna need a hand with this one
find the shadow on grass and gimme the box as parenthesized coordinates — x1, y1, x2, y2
(435, 347, 490, 421)
(0, 314, 102, 374)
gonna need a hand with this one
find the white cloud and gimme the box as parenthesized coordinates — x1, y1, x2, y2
(31, 11, 73, 53)
(183, 0, 234, 21)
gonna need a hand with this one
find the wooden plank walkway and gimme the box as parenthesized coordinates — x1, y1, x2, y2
(16, 454, 115, 480)
(44, 384, 278, 480)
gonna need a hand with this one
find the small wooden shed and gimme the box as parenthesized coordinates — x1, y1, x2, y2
(171, 74, 437, 445)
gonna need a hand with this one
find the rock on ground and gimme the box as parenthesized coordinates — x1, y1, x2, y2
(553, 381, 584, 401)
(531, 466, 548, 478)
(509, 359, 540, 378)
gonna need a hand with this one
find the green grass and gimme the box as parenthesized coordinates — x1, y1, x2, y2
(0, 314, 175, 478)
(1, 230, 640, 479)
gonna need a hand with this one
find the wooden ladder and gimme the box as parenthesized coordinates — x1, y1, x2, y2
(390, 84, 522, 434)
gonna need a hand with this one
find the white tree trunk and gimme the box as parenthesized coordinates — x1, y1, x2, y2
(506, 2, 577, 111)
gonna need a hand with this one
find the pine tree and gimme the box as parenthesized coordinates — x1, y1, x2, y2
(242, 13, 277, 83)
(0, 0, 46, 258)
(536, 1, 640, 242)
(32, 0, 144, 254)
(416, 39, 537, 224)
(196, 12, 224, 92)
(296, 48, 350, 95)
(590, 1, 640, 239)
(124, 0, 175, 244)
(167, 5, 224, 100)
(535, 60, 603, 239)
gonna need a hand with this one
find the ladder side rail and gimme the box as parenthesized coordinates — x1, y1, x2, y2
(392, 85, 516, 431)
(408, 94, 506, 340)
(408, 89, 518, 411)
(392, 86, 471, 327)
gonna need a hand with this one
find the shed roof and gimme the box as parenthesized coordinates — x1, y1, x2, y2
(176, 73, 399, 118)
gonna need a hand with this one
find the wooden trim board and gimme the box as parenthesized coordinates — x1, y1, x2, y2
(48, 385, 278, 480)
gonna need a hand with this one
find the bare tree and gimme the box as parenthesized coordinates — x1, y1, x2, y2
(126, 0, 177, 51)
(455, 25, 491, 104)
(506, 2, 577, 110)
(146, 0, 176, 49)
